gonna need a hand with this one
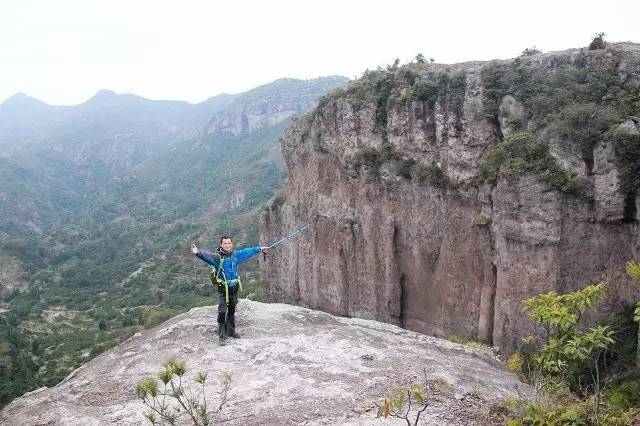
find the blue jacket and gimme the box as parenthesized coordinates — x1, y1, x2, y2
(196, 246, 261, 286)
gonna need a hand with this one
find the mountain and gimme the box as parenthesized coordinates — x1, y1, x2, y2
(260, 43, 640, 353)
(0, 300, 530, 425)
(0, 75, 348, 407)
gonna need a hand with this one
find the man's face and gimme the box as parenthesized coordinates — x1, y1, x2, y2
(221, 238, 234, 251)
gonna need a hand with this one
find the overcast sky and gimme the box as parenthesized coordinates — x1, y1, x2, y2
(1, 0, 638, 105)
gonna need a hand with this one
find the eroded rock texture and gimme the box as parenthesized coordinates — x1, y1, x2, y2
(0, 301, 528, 425)
(260, 43, 640, 352)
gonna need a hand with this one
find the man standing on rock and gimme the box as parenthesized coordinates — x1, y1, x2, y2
(191, 237, 268, 345)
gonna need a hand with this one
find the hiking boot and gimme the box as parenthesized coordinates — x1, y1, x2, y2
(218, 324, 227, 346)
(228, 316, 239, 338)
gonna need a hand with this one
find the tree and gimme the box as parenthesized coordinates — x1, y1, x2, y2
(521, 47, 542, 56)
(521, 283, 616, 421)
(376, 369, 449, 425)
(135, 358, 231, 425)
(415, 53, 425, 64)
(589, 32, 606, 50)
(625, 261, 640, 368)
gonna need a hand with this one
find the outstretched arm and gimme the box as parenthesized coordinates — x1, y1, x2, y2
(236, 246, 269, 263)
(191, 244, 221, 267)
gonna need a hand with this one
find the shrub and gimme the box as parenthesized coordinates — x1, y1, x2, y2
(479, 131, 580, 193)
(413, 79, 439, 106)
(506, 352, 525, 374)
(553, 103, 621, 156)
(589, 32, 606, 50)
(376, 370, 449, 425)
(521, 47, 542, 56)
(352, 147, 382, 169)
(410, 162, 450, 188)
(135, 358, 231, 425)
(610, 130, 640, 195)
(522, 283, 615, 377)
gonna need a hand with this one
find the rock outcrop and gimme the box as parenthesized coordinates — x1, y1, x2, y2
(260, 43, 640, 353)
(205, 77, 349, 135)
(0, 300, 528, 425)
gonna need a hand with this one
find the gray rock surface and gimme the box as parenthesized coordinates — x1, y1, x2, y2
(0, 300, 529, 425)
(260, 43, 640, 354)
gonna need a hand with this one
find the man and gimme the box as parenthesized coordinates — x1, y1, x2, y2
(191, 236, 268, 345)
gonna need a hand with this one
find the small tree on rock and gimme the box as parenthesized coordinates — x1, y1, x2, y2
(135, 358, 231, 425)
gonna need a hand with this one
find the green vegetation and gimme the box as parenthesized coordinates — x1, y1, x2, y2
(351, 145, 450, 188)
(479, 131, 580, 193)
(376, 371, 450, 425)
(444, 334, 492, 350)
(479, 46, 640, 198)
(590, 32, 607, 50)
(409, 162, 451, 188)
(521, 47, 542, 56)
(411, 73, 466, 111)
(135, 358, 231, 425)
(554, 103, 621, 157)
(610, 130, 640, 195)
(0, 125, 286, 408)
(489, 282, 640, 425)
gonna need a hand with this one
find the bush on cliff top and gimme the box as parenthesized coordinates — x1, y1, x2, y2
(479, 131, 580, 193)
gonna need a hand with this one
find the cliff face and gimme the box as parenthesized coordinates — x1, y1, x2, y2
(260, 43, 640, 352)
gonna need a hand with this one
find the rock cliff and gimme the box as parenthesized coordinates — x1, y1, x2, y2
(260, 43, 640, 352)
(0, 300, 528, 425)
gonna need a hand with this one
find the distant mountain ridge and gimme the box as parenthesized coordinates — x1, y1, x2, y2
(0, 76, 349, 236)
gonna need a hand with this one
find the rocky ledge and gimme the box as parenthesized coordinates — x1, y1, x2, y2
(0, 300, 530, 425)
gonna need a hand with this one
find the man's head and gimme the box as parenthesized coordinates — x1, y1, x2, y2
(219, 235, 234, 252)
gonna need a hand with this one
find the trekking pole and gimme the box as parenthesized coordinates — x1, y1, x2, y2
(263, 224, 311, 261)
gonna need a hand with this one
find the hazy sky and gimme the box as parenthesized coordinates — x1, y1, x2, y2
(1, 0, 638, 105)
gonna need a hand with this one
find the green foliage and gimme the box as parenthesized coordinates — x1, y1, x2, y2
(135, 358, 231, 425)
(0, 126, 284, 407)
(610, 130, 640, 195)
(481, 54, 622, 123)
(479, 131, 580, 193)
(410, 162, 450, 188)
(413, 80, 439, 106)
(589, 32, 606, 50)
(521, 47, 542, 56)
(491, 395, 640, 425)
(522, 283, 615, 375)
(626, 260, 640, 358)
(605, 381, 640, 411)
(553, 103, 621, 156)
(351, 145, 450, 188)
(376, 373, 443, 425)
(352, 147, 383, 170)
(411, 73, 466, 110)
(521, 400, 588, 425)
(339, 69, 394, 104)
(506, 352, 525, 374)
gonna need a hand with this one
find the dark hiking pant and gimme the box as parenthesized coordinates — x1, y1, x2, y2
(217, 285, 239, 338)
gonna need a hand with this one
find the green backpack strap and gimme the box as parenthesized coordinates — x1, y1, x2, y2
(216, 258, 230, 304)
